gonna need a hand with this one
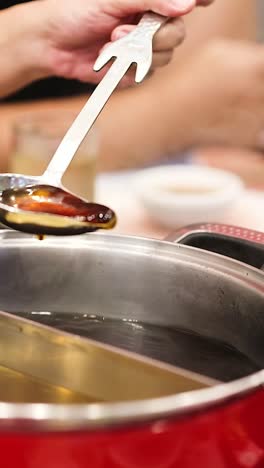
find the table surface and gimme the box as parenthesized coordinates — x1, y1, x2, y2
(96, 171, 264, 240)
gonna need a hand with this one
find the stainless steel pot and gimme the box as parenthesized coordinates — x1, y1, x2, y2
(0, 223, 263, 468)
(1, 224, 263, 366)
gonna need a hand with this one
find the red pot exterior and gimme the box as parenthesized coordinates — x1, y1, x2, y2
(1, 388, 263, 468)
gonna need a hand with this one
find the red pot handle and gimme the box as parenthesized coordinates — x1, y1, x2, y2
(165, 223, 264, 270)
(166, 223, 264, 245)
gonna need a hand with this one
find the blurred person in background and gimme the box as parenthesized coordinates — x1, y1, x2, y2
(94, 0, 260, 171)
(47, 0, 257, 172)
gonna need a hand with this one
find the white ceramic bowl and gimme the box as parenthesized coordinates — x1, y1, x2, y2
(134, 165, 244, 229)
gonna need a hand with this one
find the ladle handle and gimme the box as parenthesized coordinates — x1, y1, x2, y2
(40, 58, 129, 187)
(166, 223, 264, 271)
(41, 12, 167, 188)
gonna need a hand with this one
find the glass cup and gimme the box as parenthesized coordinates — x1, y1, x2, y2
(9, 111, 98, 201)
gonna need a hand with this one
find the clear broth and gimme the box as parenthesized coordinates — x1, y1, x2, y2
(0, 365, 99, 403)
(16, 312, 260, 383)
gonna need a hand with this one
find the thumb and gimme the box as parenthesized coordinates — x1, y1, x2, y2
(108, 0, 196, 17)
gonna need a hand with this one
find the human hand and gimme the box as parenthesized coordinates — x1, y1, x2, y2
(31, 0, 214, 83)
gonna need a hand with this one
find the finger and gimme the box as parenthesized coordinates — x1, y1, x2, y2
(107, 0, 196, 18)
(196, 0, 214, 6)
(111, 25, 135, 41)
(112, 18, 185, 51)
(151, 50, 172, 68)
(153, 18, 185, 51)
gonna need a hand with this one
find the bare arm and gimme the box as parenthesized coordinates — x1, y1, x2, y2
(0, 3, 49, 98)
(173, 0, 257, 63)
(97, 0, 258, 171)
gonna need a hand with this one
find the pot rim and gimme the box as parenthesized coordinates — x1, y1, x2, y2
(0, 230, 262, 432)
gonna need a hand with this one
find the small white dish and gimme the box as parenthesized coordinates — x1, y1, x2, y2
(134, 165, 244, 229)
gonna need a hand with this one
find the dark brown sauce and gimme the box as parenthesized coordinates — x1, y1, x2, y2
(1, 184, 116, 235)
